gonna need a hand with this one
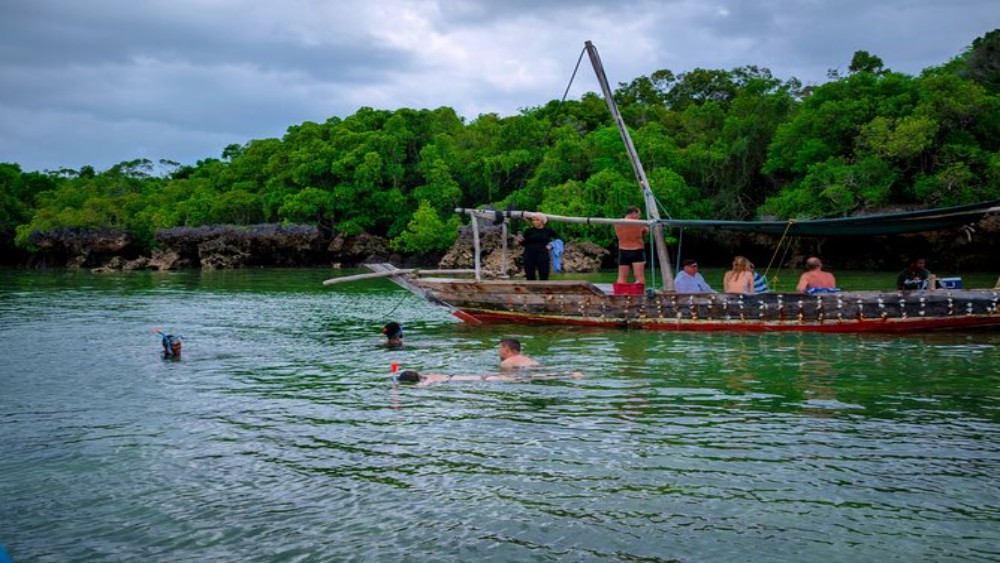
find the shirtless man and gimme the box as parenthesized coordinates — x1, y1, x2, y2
(499, 338, 540, 369)
(615, 206, 649, 285)
(796, 257, 837, 293)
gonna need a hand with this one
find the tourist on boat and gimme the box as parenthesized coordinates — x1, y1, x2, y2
(723, 256, 756, 294)
(382, 321, 403, 347)
(674, 259, 717, 293)
(515, 213, 558, 281)
(796, 257, 838, 293)
(152, 328, 183, 358)
(896, 258, 932, 290)
(615, 206, 649, 285)
(499, 338, 540, 369)
(396, 369, 582, 386)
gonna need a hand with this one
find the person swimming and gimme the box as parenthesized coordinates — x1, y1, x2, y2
(152, 328, 183, 358)
(382, 322, 403, 347)
(499, 338, 539, 369)
(395, 369, 582, 386)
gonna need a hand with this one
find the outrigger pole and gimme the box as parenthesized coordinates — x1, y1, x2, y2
(584, 41, 675, 291)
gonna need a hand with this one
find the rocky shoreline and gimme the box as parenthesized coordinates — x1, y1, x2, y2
(4, 213, 999, 274)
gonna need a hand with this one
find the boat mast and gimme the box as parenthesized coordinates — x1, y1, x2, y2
(584, 41, 675, 291)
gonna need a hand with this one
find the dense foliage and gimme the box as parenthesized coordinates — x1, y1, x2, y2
(4, 31, 1000, 254)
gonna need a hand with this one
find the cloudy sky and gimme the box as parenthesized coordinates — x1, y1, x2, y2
(2, 0, 998, 173)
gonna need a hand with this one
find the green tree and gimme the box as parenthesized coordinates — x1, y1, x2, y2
(959, 28, 1000, 94)
(278, 187, 337, 227)
(391, 200, 460, 253)
(412, 152, 462, 214)
(849, 50, 886, 75)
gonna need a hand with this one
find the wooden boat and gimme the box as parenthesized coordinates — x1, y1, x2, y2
(323, 41, 1000, 333)
(359, 264, 1000, 333)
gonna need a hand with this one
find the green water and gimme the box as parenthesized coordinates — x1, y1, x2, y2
(1, 268, 998, 562)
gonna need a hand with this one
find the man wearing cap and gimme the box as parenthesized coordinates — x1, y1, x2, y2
(673, 259, 717, 293)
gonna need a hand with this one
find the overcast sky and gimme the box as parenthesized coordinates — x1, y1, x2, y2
(2, 0, 998, 173)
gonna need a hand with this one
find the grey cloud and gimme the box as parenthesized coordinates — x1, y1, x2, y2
(1, 0, 998, 171)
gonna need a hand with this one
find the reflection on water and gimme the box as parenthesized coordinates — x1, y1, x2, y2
(1, 268, 998, 561)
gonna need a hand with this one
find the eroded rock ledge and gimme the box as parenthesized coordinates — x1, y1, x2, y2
(22, 224, 400, 271)
(10, 211, 1000, 273)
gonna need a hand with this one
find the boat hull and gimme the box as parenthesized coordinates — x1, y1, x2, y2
(401, 277, 1000, 333)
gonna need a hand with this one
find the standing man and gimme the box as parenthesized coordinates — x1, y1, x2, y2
(673, 259, 717, 293)
(796, 257, 838, 293)
(614, 206, 649, 285)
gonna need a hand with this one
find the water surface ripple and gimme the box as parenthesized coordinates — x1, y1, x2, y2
(1, 269, 998, 562)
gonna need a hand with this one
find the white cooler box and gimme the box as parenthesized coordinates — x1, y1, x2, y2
(937, 277, 963, 289)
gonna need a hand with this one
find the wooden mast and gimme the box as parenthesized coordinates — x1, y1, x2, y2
(584, 41, 675, 291)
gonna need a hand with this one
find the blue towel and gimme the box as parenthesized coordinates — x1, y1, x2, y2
(550, 239, 565, 273)
(805, 287, 841, 294)
(753, 272, 769, 294)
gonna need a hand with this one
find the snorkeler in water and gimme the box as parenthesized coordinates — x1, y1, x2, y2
(382, 322, 403, 348)
(395, 369, 582, 387)
(152, 328, 183, 358)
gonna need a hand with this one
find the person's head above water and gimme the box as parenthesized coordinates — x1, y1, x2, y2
(153, 328, 183, 357)
(396, 370, 422, 383)
(382, 322, 403, 345)
(165, 335, 183, 356)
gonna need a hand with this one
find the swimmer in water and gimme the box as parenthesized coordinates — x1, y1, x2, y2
(394, 369, 582, 387)
(382, 322, 403, 348)
(499, 338, 540, 369)
(152, 328, 183, 358)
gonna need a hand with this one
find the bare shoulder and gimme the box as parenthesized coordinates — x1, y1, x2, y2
(500, 355, 540, 370)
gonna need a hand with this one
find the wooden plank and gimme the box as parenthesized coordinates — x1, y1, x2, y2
(322, 266, 475, 285)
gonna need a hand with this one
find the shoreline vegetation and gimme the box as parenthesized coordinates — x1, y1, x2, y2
(3, 30, 1000, 273)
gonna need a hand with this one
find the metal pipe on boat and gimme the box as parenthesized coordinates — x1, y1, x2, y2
(471, 213, 481, 282)
(455, 208, 652, 227)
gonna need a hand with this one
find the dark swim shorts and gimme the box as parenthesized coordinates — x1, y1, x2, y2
(618, 248, 646, 265)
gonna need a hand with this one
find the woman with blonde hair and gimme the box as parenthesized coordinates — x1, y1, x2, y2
(723, 256, 755, 294)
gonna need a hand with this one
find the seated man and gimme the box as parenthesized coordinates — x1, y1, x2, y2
(896, 258, 931, 290)
(673, 259, 717, 293)
(796, 257, 838, 293)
